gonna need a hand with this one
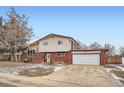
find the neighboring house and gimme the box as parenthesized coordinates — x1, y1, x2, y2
(27, 34, 108, 65)
(122, 57, 124, 64)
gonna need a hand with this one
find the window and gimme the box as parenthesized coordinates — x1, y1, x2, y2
(30, 50, 33, 56)
(43, 42, 48, 46)
(56, 53, 65, 57)
(28, 50, 35, 57)
(73, 43, 77, 50)
(32, 50, 35, 55)
(58, 40, 63, 45)
(28, 50, 30, 56)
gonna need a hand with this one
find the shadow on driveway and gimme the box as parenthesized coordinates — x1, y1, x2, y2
(0, 82, 16, 87)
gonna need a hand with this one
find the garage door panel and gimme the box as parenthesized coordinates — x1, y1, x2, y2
(73, 54, 100, 65)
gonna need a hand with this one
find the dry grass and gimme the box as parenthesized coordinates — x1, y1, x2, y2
(0, 65, 121, 87)
(0, 61, 56, 76)
(111, 70, 124, 85)
(104, 65, 121, 71)
(19, 67, 54, 77)
(111, 70, 124, 78)
(0, 61, 26, 67)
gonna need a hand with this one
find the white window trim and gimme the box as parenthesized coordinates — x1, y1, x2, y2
(56, 53, 65, 57)
(58, 40, 63, 45)
(28, 50, 35, 57)
(43, 42, 48, 46)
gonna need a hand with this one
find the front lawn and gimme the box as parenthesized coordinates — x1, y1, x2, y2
(0, 61, 63, 77)
(105, 64, 124, 85)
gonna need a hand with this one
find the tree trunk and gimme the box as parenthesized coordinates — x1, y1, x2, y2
(11, 52, 14, 62)
(15, 53, 18, 62)
(21, 51, 25, 62)
(18, 54, 20, 62)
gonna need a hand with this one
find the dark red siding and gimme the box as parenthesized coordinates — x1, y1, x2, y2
(29, 51, 72, 64)
(32, 53, 45, 63)
(50, 51, 72, 64)
(100, 51, 107, 65)
(28, 50, 107, 65)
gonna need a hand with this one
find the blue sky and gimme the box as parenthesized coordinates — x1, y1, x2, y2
(0, 6, 124, 50)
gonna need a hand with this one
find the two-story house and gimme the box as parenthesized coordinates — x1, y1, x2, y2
(27, 34, 81, 64)
(27, 34, 108, 65)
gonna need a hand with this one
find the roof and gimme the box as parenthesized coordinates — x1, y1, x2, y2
(38, 49, 108, 53)
(29, 33, 80, 47)
(72, 49, 109, 52)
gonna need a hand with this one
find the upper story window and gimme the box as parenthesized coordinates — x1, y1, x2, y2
(74, 44, 77, 50)
(58, 40, 63, 45)
(43, 42, 48, 46)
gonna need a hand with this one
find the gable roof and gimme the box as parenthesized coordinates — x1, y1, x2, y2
(29, 34, 80, 47)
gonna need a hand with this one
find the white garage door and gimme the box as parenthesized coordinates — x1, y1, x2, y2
(73, 54, 100, 65)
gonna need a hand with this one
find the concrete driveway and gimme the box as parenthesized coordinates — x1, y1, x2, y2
(37, 65, 122, 87)
(0, 64, 122, 87)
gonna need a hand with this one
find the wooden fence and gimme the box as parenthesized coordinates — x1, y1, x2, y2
(0, 54, 11, 61)
(106, 56, 122, 64)
(0, 53, 27, 62)
(122, 57, 124, 64)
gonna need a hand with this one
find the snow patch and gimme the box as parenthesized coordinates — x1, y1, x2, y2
(54, 66, 63, 72)
(12, 71, 19, 75)
(110, 64, 124, 71)
(105, 68, 113, 72)
(0, 63, 64, 75)
(105, 66, 124, 83)
(111, 73, 124, 81)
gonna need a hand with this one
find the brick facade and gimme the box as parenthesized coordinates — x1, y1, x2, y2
(50, 51, 72, 64)
(100, 50, 107, 65)
(31, 53, 45, 63)
(28, 50, 107, 65)
(29, 51, 72, 64)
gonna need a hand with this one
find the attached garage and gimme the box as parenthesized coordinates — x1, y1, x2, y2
(72, 50, 108, 65)
(73, 54, 100, 65)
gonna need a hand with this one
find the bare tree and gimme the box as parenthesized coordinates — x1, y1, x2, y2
(89, 42, 103, 49)
(76, 40, 88, 50)
(81, 43, 88, 50)
(120, 47, 124, 57)
(0, 7, 33, 61)
(0, 16, 9, 49)
(104, 43, 116, 56)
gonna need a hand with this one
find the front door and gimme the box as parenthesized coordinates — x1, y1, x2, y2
(46, 53, 50, 63)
